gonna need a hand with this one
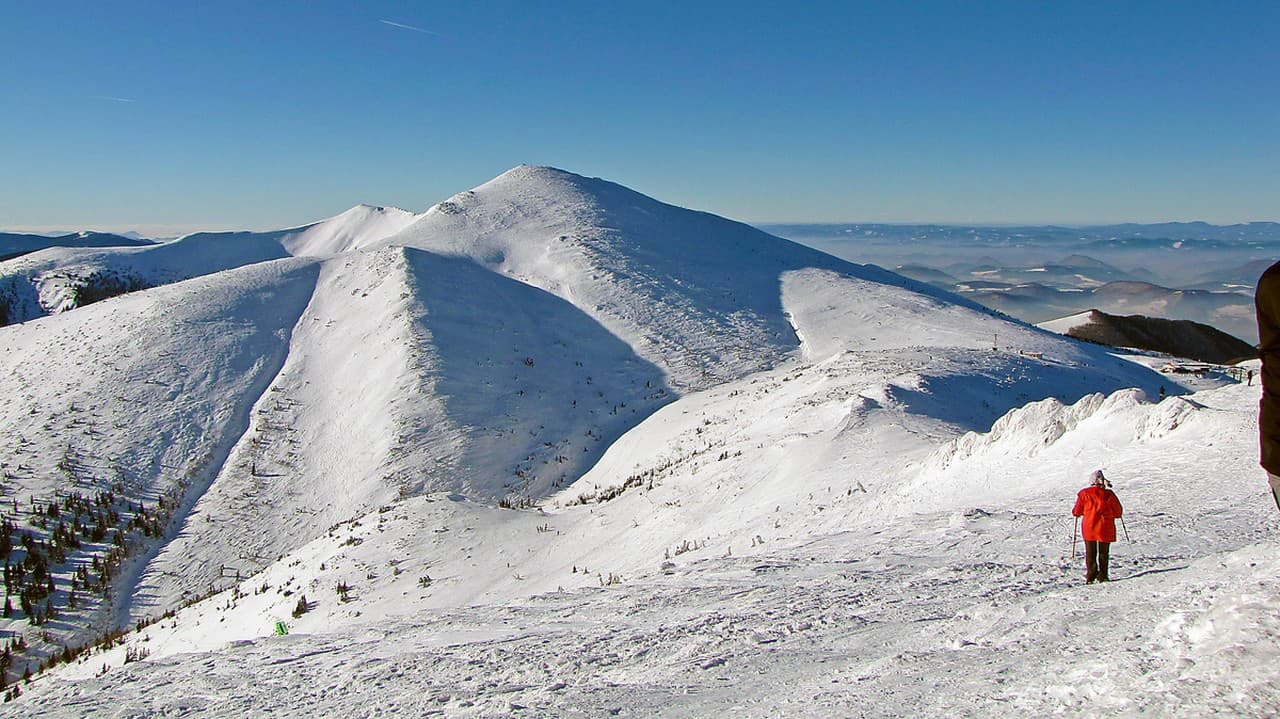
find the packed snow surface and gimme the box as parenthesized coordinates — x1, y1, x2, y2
(0, 167, 1274, 717)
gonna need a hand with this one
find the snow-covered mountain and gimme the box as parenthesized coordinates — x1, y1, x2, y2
(0, 204, 419, 326)
(0, 167, 1274, 717)
(0, 231, 152, 262)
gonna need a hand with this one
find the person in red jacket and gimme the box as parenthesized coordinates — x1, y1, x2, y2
(1072, 469, 1124, 583)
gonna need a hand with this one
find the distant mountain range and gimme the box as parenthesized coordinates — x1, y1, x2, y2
(764, 223, 1276, 344)
(886, 260, 1257, 345)
(762, 221, 1280, 249)
(0, 230, 153, 261)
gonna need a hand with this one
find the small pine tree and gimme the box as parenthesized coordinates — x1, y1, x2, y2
(292, 595, 308, 618)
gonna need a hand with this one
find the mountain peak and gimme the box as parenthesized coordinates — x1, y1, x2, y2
(342, 203, 414, 216)
(470, 165, 637, 206)
(396, 165, 856, 389)
(490, 164, 596, 186)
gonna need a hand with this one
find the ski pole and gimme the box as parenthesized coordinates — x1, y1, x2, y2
(1120, 516, 1130, 543)
(1072, 516, 1078, 559)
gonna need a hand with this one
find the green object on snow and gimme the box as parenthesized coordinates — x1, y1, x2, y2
(274, 621, 289, 636)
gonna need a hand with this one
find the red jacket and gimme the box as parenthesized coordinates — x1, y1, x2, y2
(1073, 486, 1123, 542)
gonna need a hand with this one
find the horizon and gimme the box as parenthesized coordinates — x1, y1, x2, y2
(2, 2, 1277, 233)
(6, 213, 1280, 241)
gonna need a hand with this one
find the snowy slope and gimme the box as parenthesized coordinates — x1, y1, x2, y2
(0, 256, 322, 505)
(276, 204, 420, 257)
(1, 166, 1271, 717)
(15, 365, 1276, 718)
(384, 166, 858, 389)
(0, 205, 417, 325)
(0, 234, 291, 323)
(0, 257, 322, 652)
(115, 166, 1163, 619)
(127, 245, 673, 616)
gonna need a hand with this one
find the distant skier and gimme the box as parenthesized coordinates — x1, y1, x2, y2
(1072, 470, 1123, 583)
(1255, 260, 1280, 511)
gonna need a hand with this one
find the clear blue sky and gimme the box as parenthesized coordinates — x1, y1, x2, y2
(2, 1, 1276, 235)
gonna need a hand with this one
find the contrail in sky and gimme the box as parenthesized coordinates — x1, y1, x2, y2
(379, 19, 439, 35)
(95, 95, 137, 103)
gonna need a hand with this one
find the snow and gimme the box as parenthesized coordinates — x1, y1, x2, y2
(0, 204, 418, 324)
(1038, 309, 1099, 335)
(0, 167, 1275, 717)
(277, 204, 421, 257)
(382, 165, 862, 390)
(19, 378, 1278, 717)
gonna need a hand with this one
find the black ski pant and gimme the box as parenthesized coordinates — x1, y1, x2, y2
(1084, 540, 1111, 582)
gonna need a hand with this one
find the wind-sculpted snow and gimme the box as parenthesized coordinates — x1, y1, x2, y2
(900, 385, 1222, 518)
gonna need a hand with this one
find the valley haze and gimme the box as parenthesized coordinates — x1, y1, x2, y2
(0, 166, 1275, 717)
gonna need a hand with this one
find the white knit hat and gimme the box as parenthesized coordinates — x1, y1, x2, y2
(1091, 469, 1107, 486)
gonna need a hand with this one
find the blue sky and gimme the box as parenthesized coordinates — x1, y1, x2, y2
(2, 1, 1276, 234)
